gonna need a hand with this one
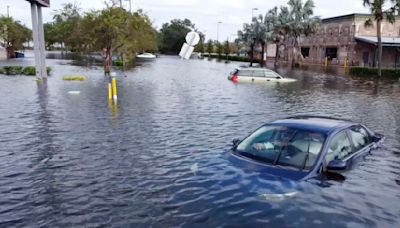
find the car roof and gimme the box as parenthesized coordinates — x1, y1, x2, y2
(268, 115, 357, 135)
(236, 67, 272, 71)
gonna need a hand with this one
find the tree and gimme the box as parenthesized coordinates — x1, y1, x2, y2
(84, 7, 157, 73)
(223, 39, 230, 61)
(194, 32, 205, 53)
(0, 16, 31, 58)
(206, 40, 214, 54)
(363, 0, 399, 77)
(216, 41, 223, 57)
(238, 15, 269, 67)
(158, 19, 195, 54)
(52, 3, 83, 53)
(43, 22, 58, 50)
(277, 0, 320, 67)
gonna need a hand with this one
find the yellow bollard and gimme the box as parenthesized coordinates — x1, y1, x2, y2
(344, 57, 348, 68)
(111, 77, 117, 101)
(108, 83, 112, 100)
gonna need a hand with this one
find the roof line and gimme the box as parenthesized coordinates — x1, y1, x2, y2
(284, 115, 352, 122)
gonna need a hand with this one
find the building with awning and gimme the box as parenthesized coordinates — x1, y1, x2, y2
(295, 14, 400, 68)
(354, 36, 400, 68)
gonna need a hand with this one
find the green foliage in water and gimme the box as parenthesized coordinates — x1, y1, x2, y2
(3, 66, 23, 75)
(350, 67, 400, 78)
(23, 67, 36, 75)
(203, 54, 250, 62)
(0, 66, 53, 76)
(113, 60, 123, 66)
(63, 75, 86, 81)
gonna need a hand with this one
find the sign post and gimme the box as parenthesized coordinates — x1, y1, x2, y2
(26, 0, 49, 80)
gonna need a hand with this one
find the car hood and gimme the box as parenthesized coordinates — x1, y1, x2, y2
(222, 151, 308, 200)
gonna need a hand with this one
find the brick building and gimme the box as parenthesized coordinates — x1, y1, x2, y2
(285, 14, 400, 67)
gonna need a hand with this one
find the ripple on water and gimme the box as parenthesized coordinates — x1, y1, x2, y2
(0, 56, 400, 227)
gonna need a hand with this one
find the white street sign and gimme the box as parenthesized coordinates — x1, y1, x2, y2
(179, 31, 200, 60)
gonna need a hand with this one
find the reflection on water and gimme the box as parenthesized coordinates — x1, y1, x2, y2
(0, 56, 400, 227)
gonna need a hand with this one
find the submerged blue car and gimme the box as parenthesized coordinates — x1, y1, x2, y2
(229, 116, 383, 181)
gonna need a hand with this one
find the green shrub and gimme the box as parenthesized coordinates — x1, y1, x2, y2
(0, 68, 4, 74)
(202, 54, 250, 62)
(113, 60, 123, 66)
(350, 67, 400, 78)
(3, 66, 23, 75)
(47, 67, 52, 75)
(23, 66, 36, 75)
(63, 75, 86, 81)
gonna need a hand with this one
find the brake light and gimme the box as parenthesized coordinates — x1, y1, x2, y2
(231, 75, 238, 83)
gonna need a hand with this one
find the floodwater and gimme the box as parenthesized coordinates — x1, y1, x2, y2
(0, 54, 400, 227)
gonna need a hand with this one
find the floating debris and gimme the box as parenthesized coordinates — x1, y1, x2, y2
(68, 91, 81, 95)
(258, 191, 298, 202)
(190, 162, 199, 174)
(63, 75, 86, 81)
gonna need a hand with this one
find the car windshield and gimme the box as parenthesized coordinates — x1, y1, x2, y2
(236, 125, 326, 170)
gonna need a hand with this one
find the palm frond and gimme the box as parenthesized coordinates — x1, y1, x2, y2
(364, 18, 373, 27)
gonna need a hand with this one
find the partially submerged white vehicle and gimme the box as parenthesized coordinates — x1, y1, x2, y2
(228, 67, 296, 83)
(136, 53, 156, 59)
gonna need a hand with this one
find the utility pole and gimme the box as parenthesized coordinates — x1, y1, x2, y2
(7, 5, 10, 17)
(126, 0, 132, 13)
(252, 8, 258, 21)
(217, 21, 222, 43)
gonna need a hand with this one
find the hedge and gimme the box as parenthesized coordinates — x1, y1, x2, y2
(0, 66, 52, 76)
(202, 54, 250, 62)
(350, 67, 400, 78)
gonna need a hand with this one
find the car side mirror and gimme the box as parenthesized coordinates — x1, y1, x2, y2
(276, 76, 281, 79)
(327, 160, 347, 171)
(232, 139, 240, 147)
(371, 134, 382, 143)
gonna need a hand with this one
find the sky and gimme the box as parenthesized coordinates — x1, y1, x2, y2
(1, 0, 370, 41)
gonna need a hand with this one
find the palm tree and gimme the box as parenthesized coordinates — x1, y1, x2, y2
(277, 0, 320, 67)
(264, 7, 283, 67)
(238, 23, 256, 66)
(363, 0, 399, 77)
(238, 15, 269, 67)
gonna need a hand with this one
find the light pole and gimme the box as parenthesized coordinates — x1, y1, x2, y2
(217, 21, 222, 43)
(7, 5, 10, 17)
(251, 8, 258, 21)
(125, 0, 132, 13)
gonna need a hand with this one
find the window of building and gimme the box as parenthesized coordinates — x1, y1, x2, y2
(301, 47, 310, 57)
(326, 47, 338, 60)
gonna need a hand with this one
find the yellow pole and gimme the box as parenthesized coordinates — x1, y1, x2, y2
(344, 57, 348, 68)
(325, 57, 328, 67)
(112, 77, 117, 101)
(108, 83, 112, 100)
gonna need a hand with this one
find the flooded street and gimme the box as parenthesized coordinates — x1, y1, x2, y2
(1, 55, 400, 227)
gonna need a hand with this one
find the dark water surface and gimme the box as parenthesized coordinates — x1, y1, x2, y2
(1, 55, 400, 227)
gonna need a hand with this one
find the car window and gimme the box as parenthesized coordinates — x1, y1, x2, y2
(326, 131, 352, 163)
(277, 131, 325, 170)
(264, 70, 280, 79)
(349, 127, 370, 151)
(237, 70, 252, 76)
(252, 70, 265, 77)
(236, 125, 325, 170)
